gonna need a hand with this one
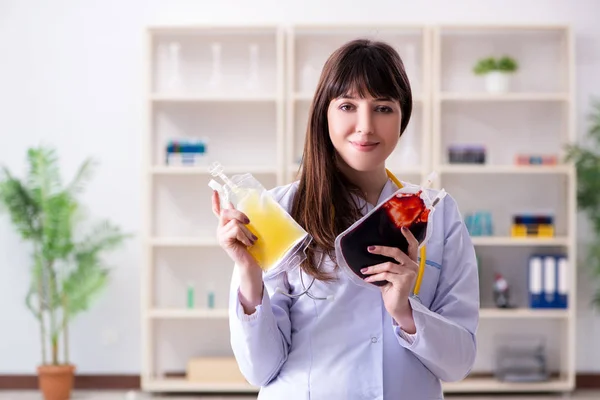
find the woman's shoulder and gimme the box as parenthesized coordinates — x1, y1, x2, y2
(267, 180, 300, 213)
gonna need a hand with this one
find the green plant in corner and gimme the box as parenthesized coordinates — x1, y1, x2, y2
(565, 98, 600, 308)
(0, 145, 130, 399)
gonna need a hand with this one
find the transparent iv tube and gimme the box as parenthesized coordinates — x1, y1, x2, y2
(208, 162, 239, 194)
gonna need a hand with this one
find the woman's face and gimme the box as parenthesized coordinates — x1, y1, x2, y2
(327, 92, 402, 172)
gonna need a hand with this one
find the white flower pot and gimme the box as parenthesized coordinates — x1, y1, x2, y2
(484, 71, 511, 93)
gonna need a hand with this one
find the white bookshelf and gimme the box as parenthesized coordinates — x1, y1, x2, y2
(432, 24, 577, 393)
(141, 23, 577, 395)
(142, 24, 285, 393)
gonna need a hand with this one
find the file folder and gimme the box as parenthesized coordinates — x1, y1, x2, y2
(557, 255, 568, 309)
(528, 255, 543, 308)
(528, 254, 568, 309)
(543, 256, 557, 308)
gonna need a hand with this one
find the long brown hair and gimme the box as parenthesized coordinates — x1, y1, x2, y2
(290, 38, 413, 281)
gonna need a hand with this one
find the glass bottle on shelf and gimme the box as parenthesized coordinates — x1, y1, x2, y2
(186, 281, 195, 309)
(246, 43, 260, 92)
(164, 41, 183, 93)
(206, 282, 216, 309)
(207, 42, 222, 91)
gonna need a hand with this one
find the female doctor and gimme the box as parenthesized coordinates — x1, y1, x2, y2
(211, 39, 480, 399)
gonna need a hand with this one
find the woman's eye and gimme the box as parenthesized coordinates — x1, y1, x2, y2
(376, 106, 393, 113)
(340, 104, 354, 111)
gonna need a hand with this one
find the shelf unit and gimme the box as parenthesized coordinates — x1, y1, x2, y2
(431, 24, 576, 393)
(142, 24, 285, 393)
(141, 23, 577, 395)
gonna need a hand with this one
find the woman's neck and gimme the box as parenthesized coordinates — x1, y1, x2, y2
(337, 162, 389, 206)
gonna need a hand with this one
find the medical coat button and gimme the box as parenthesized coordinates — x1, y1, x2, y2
(370, 337, 378, 343)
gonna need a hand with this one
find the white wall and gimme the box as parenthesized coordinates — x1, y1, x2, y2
(1, 0, 599, 374)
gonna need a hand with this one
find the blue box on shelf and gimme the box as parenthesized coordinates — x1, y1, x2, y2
(465, 211, 493, 236)
(165, 138, 208, 166)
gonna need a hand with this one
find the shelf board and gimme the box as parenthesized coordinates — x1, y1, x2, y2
(151, 165, 278, 175)
(471, 236, 569, 246)
(439, 92, 569, 102)
(148, 308, 228, 319)
(148, 25, 278, 35)
(293, 92, 423, 102)
(439, 24, 570, 32)
(143, 376, 571, 393)
(144, 378, 259, 393)
(149, 308, 569, 320)
(150, 237, 218, 247)
(479, 308, 568, 319)
(442, 376, 572, 393)
(151, 93, 278, 102)
(293, 24, 425, 35)
(289, 163, 423, 176)
(438, 165, 572, 174)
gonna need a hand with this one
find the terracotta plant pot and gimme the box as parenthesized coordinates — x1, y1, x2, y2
(37, 364, 76, 400)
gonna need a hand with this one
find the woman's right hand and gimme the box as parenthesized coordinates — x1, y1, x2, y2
(211, 190, 264, 313)
(211, 190, 259, 268)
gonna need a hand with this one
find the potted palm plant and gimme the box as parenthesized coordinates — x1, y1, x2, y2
(0, 145, 130, 400)
(473, 55, 519, 93)
(565, 98, 600, 307)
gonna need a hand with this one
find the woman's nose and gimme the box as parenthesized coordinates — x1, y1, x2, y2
(356, 107, 374, 134)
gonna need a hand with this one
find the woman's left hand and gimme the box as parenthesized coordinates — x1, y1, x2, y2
(361, 227, 419, 333)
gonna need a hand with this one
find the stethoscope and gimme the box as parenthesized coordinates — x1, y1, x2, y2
(275, 169, 427, 302)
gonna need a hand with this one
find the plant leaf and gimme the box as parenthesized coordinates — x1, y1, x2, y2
(61, 220, 129, 319)
(65, 157, 97, 197)
(568, 99, 600, 310)
(0, 167, 41, 240)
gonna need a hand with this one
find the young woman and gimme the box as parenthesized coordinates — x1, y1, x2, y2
(212, 38, 479, 399)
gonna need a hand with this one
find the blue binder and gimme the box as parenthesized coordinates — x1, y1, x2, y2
(528, 254, 568, 309)
(528, 255, 544, 308)
(543, 256, 557, 308)
(556, 255, 568, 309)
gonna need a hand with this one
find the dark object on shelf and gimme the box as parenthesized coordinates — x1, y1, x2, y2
(495, 335, 549, 382)
(513, 214, 553, 226)
(493, 273, 512, 308)
(511, 213, 554, 237)
(448, 145, 486, 164)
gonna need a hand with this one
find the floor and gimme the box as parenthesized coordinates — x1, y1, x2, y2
(0, 391, 599, 400)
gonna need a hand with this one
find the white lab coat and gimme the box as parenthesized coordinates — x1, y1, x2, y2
(228, 178, 480, 399)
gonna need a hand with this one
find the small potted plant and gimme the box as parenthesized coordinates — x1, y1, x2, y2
(0, 145, 130, 400)
(473, 55, 519, 93)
